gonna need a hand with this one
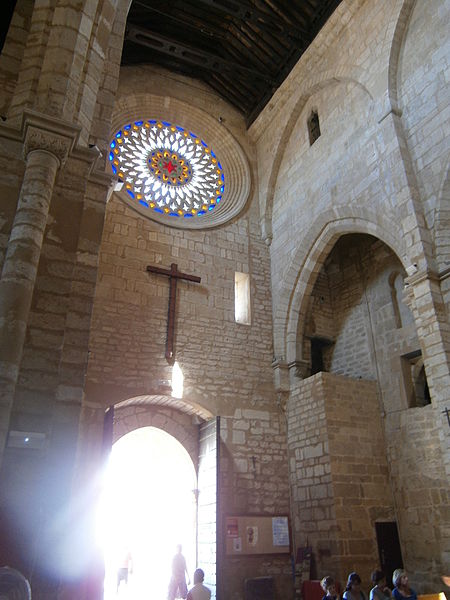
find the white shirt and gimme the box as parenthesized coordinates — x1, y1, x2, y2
(188, 582, 211, 600)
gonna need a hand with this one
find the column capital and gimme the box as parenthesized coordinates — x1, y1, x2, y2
(271, 357, 310, 390)
(288, 359, 310, 381)
(405, 266, 440, 287)
(21, 110, 81, 167)
(271, 357, 289, 391)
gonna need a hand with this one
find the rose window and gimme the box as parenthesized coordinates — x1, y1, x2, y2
(109, 120, 225, 219)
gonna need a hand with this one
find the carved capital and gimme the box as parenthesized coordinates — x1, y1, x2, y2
(23, 126, 73, 166)
(288, 359, 310, 380)
(21, 109, 81, 168)
(405, 267, 440, 287)
(404, 267, 441, 308)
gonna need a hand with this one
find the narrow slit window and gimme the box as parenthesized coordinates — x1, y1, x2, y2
(235, 272, 251, 325)
(308, 110, 321, 145)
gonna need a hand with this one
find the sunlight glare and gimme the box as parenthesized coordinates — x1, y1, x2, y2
(97, 427, 196, 600)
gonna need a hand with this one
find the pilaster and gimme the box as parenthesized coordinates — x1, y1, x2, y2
(404, 268, 450, 476)
(0, 111, 80, 460)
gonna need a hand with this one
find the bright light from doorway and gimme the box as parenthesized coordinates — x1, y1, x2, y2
(97, 427, 197, 600)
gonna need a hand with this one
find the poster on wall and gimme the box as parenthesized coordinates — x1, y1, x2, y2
(226, 517, 238, 537)
(272, 516, 289, 546)
(225, 515, 290, 555)
(246, 526, 258, 546)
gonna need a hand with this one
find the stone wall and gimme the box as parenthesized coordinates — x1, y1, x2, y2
(113, 404, 199, 468)
(298, 230, 449, 589)
(250, 0, 449, 590)
(386, 404, 448, 592)
(83, 67, 292, 598)
(84, 186, 292, 596)
(287, 372, 393, 590)
(0, 0, 33, 118)
(0, 0, 448, 598)
(221, 409, 291, 599)
(397, 0, 450, 272)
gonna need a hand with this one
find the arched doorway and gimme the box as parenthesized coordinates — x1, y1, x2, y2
(98, 426, 197, 599)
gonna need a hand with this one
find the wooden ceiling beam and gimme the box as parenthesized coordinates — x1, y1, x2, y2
(193, 0, 312, 41)
(208, 74, 253, 113)
(126, 24, 277, 83)
(132, 0, 223, 41)
(123, 0, 344, 125)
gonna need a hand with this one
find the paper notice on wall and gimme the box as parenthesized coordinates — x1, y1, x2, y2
(272, 516, 289, 546)
(226, 517, 239, 537)
(246, 526, 258, 546)
(233, 537, 242, 552)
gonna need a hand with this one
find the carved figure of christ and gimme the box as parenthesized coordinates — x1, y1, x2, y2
(146, 263, 201, 363)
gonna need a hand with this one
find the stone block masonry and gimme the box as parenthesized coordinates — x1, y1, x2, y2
(287, 372, 394, 588)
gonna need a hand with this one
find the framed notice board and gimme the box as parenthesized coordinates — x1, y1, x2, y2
(225, 515, 290, 556)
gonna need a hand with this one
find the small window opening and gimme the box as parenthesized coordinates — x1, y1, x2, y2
(171, 361, 184, 398)
(401, 350, 431, 407)
(235, 272, 251, 325)
(308, 110, 321, 145)
(310, 336, 334, 375)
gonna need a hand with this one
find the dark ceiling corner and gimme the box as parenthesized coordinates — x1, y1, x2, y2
(122, 0, 343, 127)
(0, 0, 18, 54)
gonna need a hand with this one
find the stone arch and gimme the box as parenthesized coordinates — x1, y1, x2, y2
(387, 0, 418, 111)
(434, 159, 450, 273)
(89, 0, 132, 147)
(261, 72, 374, 243)
(385, 0, 441, 271)
(109, 394, 213, 469)
(272, 208, 407, 364)
(110, 92, 251, 229)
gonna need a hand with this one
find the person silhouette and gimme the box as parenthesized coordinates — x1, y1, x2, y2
(187, 568, 211, 600)
(116, 549, 132, 593)
(168, 544, 190, 600)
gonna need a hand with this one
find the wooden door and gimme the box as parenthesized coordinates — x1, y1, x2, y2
(375, 521, 403, 587)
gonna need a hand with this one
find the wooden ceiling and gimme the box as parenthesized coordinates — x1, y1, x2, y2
(122, 0, 343, 126)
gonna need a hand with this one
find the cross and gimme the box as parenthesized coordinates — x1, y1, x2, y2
(146, 263, 201, 364)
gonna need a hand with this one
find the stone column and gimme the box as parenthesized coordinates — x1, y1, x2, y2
(0, 111, 79, 459)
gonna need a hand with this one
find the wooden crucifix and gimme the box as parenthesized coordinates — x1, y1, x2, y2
(146, 262, 201, 363)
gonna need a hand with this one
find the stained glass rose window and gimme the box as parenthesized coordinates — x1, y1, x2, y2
(109, 120, 225, 219)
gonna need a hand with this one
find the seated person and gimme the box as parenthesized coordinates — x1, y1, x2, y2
(187, 568, 211, 600)
(321, 576, 340, 600)
(344, 572, 367, 600)
(392, 569, 417, 600)
(370, 570, 392, 600)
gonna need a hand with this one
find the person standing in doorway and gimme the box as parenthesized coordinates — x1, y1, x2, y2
(116, 549, 133, 593)
(168, 544, 190, 600)
(187, 568, 211, 600)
